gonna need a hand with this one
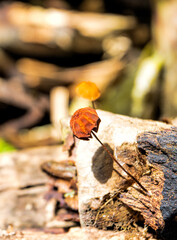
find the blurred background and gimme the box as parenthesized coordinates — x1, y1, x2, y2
(0, 0, 176, 150)
(1, 1, 177, 238)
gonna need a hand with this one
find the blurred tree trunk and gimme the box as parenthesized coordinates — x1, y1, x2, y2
(153, 0, 177, 117)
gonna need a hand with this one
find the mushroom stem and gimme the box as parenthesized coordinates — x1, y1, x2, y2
(92, 101, 96, 109)
(91, 131, 150, 196)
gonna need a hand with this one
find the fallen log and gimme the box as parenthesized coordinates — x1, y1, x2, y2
(75, 110, 177, 235)
(0, 111, 176, 239)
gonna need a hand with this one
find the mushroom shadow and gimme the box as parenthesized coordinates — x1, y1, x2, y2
(92, 143, 113, 184)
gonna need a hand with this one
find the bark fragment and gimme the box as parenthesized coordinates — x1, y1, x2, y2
(137, 128, 177, 221)
(120, 166, 165, 230)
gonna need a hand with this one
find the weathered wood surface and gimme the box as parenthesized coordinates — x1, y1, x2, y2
(0, 227, 155, 240)
(75, 110, 177, 233)
(0, 146, 69, 229)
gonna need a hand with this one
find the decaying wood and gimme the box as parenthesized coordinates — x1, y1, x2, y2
(0, 146, 69, 229)
(137, 129, 177, 221)
(75, 110, 177, 231)
(120, 167, 164, 230)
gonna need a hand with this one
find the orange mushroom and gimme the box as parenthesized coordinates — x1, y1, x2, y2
(75, 81, 100, 108)
(70, 107, 100, 139)
(70, 107, 150, 196)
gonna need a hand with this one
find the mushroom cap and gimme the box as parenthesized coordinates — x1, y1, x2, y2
(70, 107, 101, 139)
(75, 81, 100, 101)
